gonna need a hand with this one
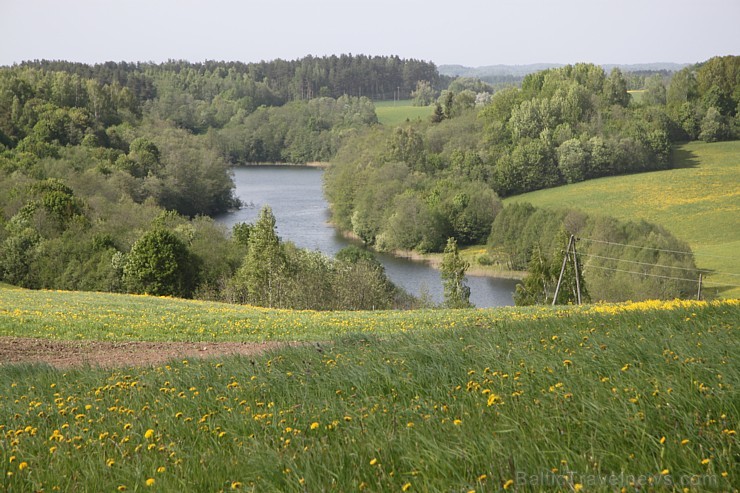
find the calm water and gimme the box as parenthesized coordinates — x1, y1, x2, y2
(215, 166, 518, 307)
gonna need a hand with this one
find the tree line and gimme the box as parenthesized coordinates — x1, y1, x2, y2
(0, 55, 736, 306)
(324, 56, 739, 251)
(0, 56, 437, 309)
(486, 203, 700, 304)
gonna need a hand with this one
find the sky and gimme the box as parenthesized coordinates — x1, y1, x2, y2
(1, 0, 738, 68)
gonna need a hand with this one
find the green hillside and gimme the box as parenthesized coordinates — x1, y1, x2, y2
(505, 141, 740, 298)
(374, 99, 434, 126)
(0, 288, 738, 491)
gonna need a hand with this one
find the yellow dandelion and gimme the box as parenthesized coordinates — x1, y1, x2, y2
(563, 359, 573, 367)
(701, 458, 710, 465)
(680, 439, 689, 445)
(144, 429, 155, 440)
(453, 419, 462, 426)
(117, 486, 127, 492)
(503, 479, 514, 489)
(18, 462, 28, 471)
(661, 469, 670, 475)
(231, 482, 243, 490)
(310, 422, 319, 430)
(574, 484, 583, 492)
(402, 483, 412, 491)
(145, 478, 155, 487)
(487, 393, 503, 406)
(106, 459, 115, 467)
(157, 466, 166, 473)
(659, 436, 666, 444)
(370, 458, 378, 466)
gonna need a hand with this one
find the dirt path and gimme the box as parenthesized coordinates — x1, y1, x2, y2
(0, 337, 297, 369)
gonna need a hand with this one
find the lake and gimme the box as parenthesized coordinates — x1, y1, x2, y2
(215, 166, 518, 307)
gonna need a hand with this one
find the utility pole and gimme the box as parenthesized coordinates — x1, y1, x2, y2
(697, 272, 703, 300)
(552, 235, 583, 306)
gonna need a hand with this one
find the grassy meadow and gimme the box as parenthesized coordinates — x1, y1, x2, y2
(374, 100, 434, 126)
(1, 287, 738, 492)
(505, 140, 740, 298)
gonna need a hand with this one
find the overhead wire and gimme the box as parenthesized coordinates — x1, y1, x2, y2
(576, 252, 740, 277)
(577, 237, 738, 260)
(583, 264, 740, 289)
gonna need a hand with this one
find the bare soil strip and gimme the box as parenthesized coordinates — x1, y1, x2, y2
(0, 337, 297, 369)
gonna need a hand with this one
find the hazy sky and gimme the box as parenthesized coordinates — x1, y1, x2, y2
(1, 0, 738, 67)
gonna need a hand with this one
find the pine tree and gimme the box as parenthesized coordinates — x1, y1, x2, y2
(231, 206, 288, 307)
(440, 237, 473, 308)
(513, 244, 554, 306)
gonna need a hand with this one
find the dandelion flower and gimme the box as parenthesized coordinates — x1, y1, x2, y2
(402, 483, 412, 491)
(310, 422, 319, 430)
(18, 462, 28, 471)
(370, 458, 378, 466)
(144, 429, 155, 440)
(487, 393, 503, 406)
(503, 479, 514, 489)
(145, 478, 155, 487)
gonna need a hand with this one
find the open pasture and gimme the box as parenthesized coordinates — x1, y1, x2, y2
(505, 141, 740, 299)
(374, 99, 434, 126)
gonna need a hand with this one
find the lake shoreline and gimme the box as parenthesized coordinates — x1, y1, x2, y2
(235, 162, 330, 169)
(220, 165, 518, 306)
(334, 227, 525, 281)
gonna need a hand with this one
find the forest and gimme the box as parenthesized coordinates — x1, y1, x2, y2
(0, 54, 737, 307)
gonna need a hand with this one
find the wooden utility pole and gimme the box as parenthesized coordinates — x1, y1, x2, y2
(552, 235, 583, 306)
(572, 236, 582, 305)
(697, 273, 703, 300)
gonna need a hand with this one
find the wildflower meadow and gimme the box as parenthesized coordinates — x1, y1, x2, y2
(0, 288, 737, 491)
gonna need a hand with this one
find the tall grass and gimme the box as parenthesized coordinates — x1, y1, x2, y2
(0, 293, 738, 491)
(505, 141, 740, 298)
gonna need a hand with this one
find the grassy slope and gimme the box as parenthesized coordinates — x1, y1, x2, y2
(505, 141, 740, 298)
(374, 99, 434, 126)
(0, 288, 737, 491)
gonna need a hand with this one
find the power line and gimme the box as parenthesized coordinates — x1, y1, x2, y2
(584, 264, 702, 283)
(584, 264, 740, 289)
(577, 252, 740, 277)
(577, 237, 738, 260)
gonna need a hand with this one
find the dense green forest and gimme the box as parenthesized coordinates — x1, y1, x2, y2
(0, 54, 737, 306)
(324, 56, 739, 248)
(0, 56, 442, 308)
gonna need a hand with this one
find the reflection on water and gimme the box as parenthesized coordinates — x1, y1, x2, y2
(215, 166, 518, 307)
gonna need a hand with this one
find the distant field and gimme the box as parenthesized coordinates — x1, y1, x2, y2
(374, 99, 434, 126)
(505, 140, 740, 298)
(628, 89, 647, 104)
